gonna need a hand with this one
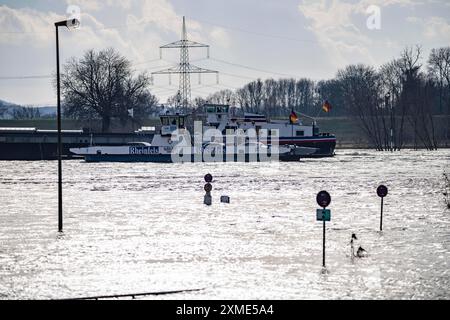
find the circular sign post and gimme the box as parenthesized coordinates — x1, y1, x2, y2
(377, 185, 388, 231)
(204, 183, 212, 193)
(377, 185, 388, 198)
(316, 190, 331, 208)
(203, 181, 213, 206)
(204, 173, 213, 183)
(316, 190, 331, 268)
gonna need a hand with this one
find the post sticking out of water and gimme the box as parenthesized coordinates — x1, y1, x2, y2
(204, 184, 212, 205)
(380, 197, 384, 230)
(322, 219, 326, 267)
(204, 174, 213, 206)
(377, 185, 388, 231)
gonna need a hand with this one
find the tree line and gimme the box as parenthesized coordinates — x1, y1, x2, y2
(61, 48, 158, 132)
(188, 46, 449, 150)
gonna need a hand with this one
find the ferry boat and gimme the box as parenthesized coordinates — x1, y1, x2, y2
(70, 104, 335, 162)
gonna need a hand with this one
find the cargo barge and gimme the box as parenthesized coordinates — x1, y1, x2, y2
(0, 127, 154, 160)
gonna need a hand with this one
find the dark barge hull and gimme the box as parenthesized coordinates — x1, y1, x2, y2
(0, 130, 335, 160)
(279, 135, 336, 158)
(0, 130, 154, 160)
(84, 153, 305, 163)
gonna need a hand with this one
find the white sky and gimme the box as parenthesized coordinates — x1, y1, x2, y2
(0, 0, 449, 106)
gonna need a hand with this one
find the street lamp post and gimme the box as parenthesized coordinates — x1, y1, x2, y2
(55, 18, 79, 232)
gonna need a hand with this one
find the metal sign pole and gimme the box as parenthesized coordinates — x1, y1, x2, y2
(322, 218, 326, 267)
(316, 191, 331, 268)
(376, 185, 388, 232)
(380, 197, 384, 231)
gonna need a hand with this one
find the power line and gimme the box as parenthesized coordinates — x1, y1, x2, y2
(0, 15, 319, 48)
(219, 71, 257, 81)
(0, 16, 179, 34)
(132, 57, 164, 66)
(215, 83, 240, 90)
(193, 17, 321, 45)
(208, 57, 298, 78)
(0, 75, 52, 80)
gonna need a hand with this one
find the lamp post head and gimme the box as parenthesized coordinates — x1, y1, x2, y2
(55, 18, 80, 29)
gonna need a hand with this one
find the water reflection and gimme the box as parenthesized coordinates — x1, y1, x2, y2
(0, 149, 449, 299)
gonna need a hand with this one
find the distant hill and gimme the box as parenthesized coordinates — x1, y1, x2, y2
(0, 99, 56, 119)
(0, 99, 20, 119)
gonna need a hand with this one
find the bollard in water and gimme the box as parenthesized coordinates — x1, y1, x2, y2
(204, 182, 212, 206)
(204, 193, 212, 205)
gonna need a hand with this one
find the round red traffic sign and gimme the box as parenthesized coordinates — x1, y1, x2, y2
(377, 185, 388, 197)
(204, 173, 213, 183)
(316, 191, 331, 208)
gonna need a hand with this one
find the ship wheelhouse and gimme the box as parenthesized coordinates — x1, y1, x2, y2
(159, 113, 188, 136)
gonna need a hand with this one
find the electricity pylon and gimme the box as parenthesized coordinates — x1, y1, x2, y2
(152, 16, 218, 112)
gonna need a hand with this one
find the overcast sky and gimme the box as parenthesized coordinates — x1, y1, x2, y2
(0, 0, 449, 105)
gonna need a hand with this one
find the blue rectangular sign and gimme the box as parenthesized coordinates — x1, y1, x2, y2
(316, 209, 331, 221)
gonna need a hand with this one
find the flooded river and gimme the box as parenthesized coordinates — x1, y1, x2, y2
(0, 149, 449, 299)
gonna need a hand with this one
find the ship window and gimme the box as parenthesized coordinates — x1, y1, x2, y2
(296, 130, 304, 137)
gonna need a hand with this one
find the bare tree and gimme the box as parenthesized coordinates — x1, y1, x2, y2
(379, 59, 404, 150)
(12, 106, 41, 119)
(428, 47, 450, 145)
(337, 64, 385, 150)
(61, 48, 157, 132)
(396, 46, 437, 150)
(206, 89, 235, 106)
(245, 79, 264, 113)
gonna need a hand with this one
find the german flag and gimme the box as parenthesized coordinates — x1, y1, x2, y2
(322, 100, 332, 113)
(289, 110, 298, 124)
